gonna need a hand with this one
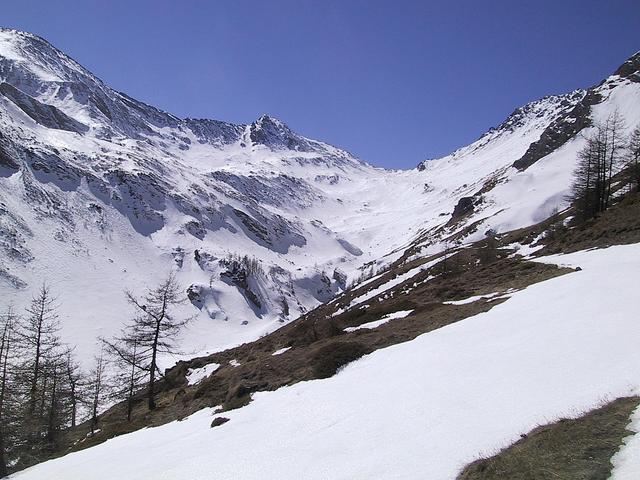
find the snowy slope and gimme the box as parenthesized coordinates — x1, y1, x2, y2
(610, 405, 640, 480)
(11, 243, 640, 479)
(1, 28, 639, 368)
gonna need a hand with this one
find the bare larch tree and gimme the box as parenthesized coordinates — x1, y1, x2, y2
(119, 274, 189, 410)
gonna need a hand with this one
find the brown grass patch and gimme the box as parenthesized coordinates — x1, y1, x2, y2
(458, 396, 640, 480)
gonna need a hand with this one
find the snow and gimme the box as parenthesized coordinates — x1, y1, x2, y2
(229, 359, 241, 367)
(1, 30, 638, 373)
(346, 264, 430, 310)
(0, 28, 638, 478)
(343, 309, 414, 332)
(506, 242, 545, 258)
(0, 31, 24, 62)
(186, 363, 220, 386)
(271, 347, 291, 356)
(504, 234, 546, 258)
(443, 290, 514, 305)
(610, 405, 640, 480)
(0, 30, 61, 82)
(12, 243, 640, 480)
(444, 293, 496, 305)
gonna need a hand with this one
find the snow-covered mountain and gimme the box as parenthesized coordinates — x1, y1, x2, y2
(1, 27, 639, 368)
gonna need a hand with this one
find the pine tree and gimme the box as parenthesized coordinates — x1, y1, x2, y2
(85, 352, 106, 436)
(41, 356, 68, 452)
(102, 335, 146, 421)
(603, 110, 626, 209)
(39, 350, 80, 453)
(117, 274, 189, 410)
(15, 284, 63, 457)
(0, 308, 17, 477)
(627, 125, 640, 192)
(569, 111, 627, 219)
(63, 350, 83, 428)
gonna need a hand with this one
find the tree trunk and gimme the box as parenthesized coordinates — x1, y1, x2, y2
(148, 291, 168, 411)
(0, 323, 9, 478)
(127, 341, 137, 421)
(148, 320, 161, 411)
(0, 427, 7, 478)
(70, 396, 77, 429)
(28, 302, 45, 417)
(46, 369, 58, 448)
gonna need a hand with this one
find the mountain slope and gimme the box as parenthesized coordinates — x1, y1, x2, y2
(2, 28, 640, 479)
(1, 28, 639, 370)
(11, 242, 640, 480)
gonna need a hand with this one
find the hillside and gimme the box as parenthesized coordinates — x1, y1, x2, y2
(12, 220, 640, 479)
(1, 28, 640, 479)
(3, 30, 638, 367)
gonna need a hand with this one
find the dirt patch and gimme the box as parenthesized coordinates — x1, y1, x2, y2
(457, 396, 640, 480)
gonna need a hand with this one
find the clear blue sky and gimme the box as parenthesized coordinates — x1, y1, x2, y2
(2, 1, 639, 168)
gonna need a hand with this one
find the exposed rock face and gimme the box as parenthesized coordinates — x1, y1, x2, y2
(231, 208, 306, 254)
(219, 255, 265, 311)
(451, 196, 480, 219)
(614, 51, 640, 82)
(187, 284, 205, 309)
(415, 91, 585, 173)
(513, 90, 600, 171)
(211, 171, 322, 209)
(497, 90, 585, 135)
(184, 118, 244, 146)
(184, 219, 206, 239)
(332, 269, 347, 290)
(249, 114, 313, 151)
(513, 53, 640, 172)
(0, 82, 89, 133)
(0, 135, 20, 174)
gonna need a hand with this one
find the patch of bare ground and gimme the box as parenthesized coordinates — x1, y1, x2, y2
(457, 396, 640, 480)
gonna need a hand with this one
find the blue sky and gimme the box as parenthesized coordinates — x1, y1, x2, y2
(2, 0, 639, 168)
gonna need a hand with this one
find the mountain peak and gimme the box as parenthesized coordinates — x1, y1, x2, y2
(0, 28, 184, 139)
(0, 27, 40, 41)
(0, 27, 87, 82)
(249, 113, 307, 150)
(254, 113, 289, 130)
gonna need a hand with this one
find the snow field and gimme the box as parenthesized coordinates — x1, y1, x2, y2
(12, 243, 640, 479)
